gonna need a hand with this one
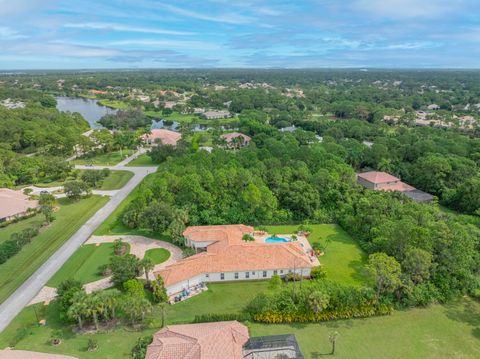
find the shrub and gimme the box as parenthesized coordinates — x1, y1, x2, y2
(242, 234, 255, 242)
(123, 279, 145, 298)
(193, 313, 251, 323)
(0, 226, 40, 264)
(131, 335, 153, 359)
(310, 266, 327, 279)
(87, 338, 98, 352)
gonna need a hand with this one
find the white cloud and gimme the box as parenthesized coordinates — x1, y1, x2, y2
(64, 22, 195, 36)
(0, 26, 26, 39)
(353, 0, 457, 19)
(109, 39, 221, 50)
(155, 3, 253, 24)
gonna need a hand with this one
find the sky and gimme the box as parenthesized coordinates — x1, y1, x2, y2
(0, 0, 479, 69)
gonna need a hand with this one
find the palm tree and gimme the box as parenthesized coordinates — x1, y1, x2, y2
(308, 291, 330, 314)
(97, 290, 120, 321)
(85, 294, 104, 331)
(122, 296, 152, 326)
(140, 257, 155, 283)
(329, 331, 339, 355)
(67, 291, 88, 330)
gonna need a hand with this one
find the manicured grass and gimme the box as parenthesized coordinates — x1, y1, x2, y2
(144, 248, 170, 264)
(97, 99, 129, 110)
(47, 243, 121, 287)
(251, 297, 480, 359)
(126, 154, 156, 167)
(0, 196, 109, 304)
(72, 150, 134, 166)
(145, 110, 238, 125)
(263, 224, 368, 286)
(94, 174, 167, 240)
(0, 214, 44, 245)
(0, 281, 270, 358)
(96, 170, 133, 190)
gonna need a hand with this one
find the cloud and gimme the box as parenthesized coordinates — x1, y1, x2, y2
(0, 26, 26, 40)
(109, 39, 221, 50)
(64, 22, 194, 36)
(352, 0, 461, 19)
(150, 2, 253, 24)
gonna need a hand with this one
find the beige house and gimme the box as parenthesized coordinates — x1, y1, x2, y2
(141, 129, 182, 146)
(202, 110, 231, 120)
(156, 225, 316, 296)
(0, 188, 39, 222)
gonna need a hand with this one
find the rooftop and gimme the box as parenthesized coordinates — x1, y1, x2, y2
(142, 129, 182, 146)
(220, 132, 251, 143)
(146, 321, 249, 359)
(0, 188, 38, 220)
(357, 171, 400, 184)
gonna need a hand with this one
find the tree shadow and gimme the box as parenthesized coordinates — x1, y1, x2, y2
(442, 298, 480, 341)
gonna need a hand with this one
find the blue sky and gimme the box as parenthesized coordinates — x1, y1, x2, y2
(0, 0, 479, 69)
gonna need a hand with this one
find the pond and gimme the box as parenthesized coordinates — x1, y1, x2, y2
(56, 97, 117, 128)
(151, 119, 181, 131)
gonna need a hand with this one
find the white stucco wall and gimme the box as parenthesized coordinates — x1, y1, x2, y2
(166, 267, 312, 295)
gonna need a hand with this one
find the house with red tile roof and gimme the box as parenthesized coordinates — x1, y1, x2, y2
(357, 171, 434, 202)
(220, 132, 251, 148)
(155, 224, 316, 296)
(146, 321, 249, 359)
(141, 129, 182, 146)
(146, 321, 305, 359)
(0, 188, 39, 223)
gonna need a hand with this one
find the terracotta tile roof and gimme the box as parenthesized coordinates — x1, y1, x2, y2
(357, 171, 400, 184)
(380, 181, 415, 192)
(183, 224, 254, 245)
(220, 132, 251, 143)
(146, 321, 249, 359)
(156, 241, 314, 288)
(0, 188, 38, 219)
(142, 129, 182, 146)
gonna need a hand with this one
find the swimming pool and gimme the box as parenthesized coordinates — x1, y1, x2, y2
(265, 236, 291, 243)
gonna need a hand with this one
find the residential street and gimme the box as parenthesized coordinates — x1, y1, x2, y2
(0, 163, 156, 332)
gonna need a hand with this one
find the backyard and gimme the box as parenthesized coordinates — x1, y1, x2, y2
(95, 170, 133, 190)
(126, 154, 155, 167)
(0, 196, 109, 303)
(263, 224, 368, 286)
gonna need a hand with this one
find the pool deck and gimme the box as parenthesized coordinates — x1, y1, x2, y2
(253, 232, 320, 266)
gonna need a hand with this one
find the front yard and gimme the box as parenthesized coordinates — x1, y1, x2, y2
(72, 150, 134, 166)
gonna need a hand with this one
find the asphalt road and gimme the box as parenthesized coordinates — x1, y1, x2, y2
(0, 164, 156, 332)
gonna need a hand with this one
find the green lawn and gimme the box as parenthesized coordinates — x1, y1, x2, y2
(72, 150, 134, 166)
(0, 214, 44, 245)
(96, 170, 133, 190)
(263, 224, 368, 286)
(145, 110, 238, 125)
(126, 154, 155, 167)
(97, 99, 129, 110)
(0, 196, 109, 304)
(0, 281, 270, 358)
(47, 243, 122, 287)
(251, 297, 480, 359)
(144, 248, 170, 265)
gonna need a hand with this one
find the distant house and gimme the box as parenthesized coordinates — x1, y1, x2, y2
(0, 98, 25, 109)
(88, 89, 108, 95)
(280, 125, 297, 133)
(162, 101, 176, 109)
(141, 129, 182, 146)
(357, 171, 434, 202)
(362, 140, 374, 148)
(202, 110, 231, 120)
(0, 349, 77, 359)
(220, 132, 251, 148)
(0, 189, 39, 222)
(155, 224, 316, 296)
(145, 321, 305, 359)
(427, 104, 440, 110)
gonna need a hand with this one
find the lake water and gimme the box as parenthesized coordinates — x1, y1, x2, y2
(56, 97, 117, 128)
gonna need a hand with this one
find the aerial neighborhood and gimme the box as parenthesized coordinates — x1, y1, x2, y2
(0, 67, 479, 359)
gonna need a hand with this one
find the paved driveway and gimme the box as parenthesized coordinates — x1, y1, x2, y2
(0, 163, 156, 332)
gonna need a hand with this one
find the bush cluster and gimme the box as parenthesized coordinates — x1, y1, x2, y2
(0, 226, 40, 264)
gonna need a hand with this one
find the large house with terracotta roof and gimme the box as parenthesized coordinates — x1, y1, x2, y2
(141, 129, 182, 146)
(146, 321, 304, 359)
(155, 224, 317, 296)
(0, 188, 39, 223)
(220, 132, 251, 148)
(357, 171, 434, 202)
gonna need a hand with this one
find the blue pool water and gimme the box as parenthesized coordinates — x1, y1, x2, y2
(265, 236, 291, 243)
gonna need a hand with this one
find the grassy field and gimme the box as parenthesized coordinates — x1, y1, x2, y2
(0, 281, 270, 358)
(97, 99, 129, 110)
(144, 248, 170, 264)
(72, 150, 134, 166)
(125, 154, 155, 167)
(96, 170, 133, 190)
(47, 243, 123, 287)
(264, 224, 368, 286)
(0, 196, 109, 304)
(1, 286, 478, 359)
(251, 298, 480, 359)
(145, 110, 238, 125)
(0, 214, 44, 245)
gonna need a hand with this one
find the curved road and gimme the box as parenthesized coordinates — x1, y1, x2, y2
(0, 163, 156, 332)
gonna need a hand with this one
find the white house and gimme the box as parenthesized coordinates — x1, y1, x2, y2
(156, 225, 316, 296)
